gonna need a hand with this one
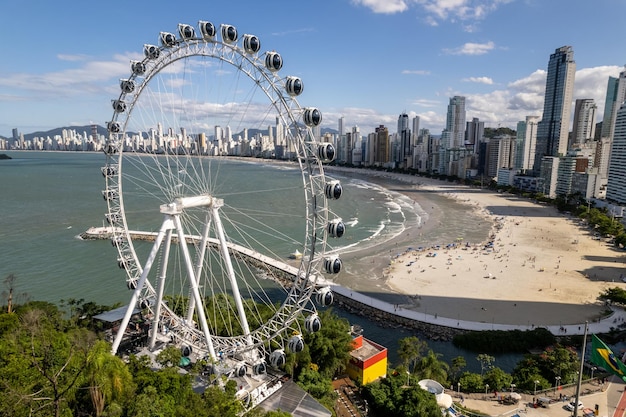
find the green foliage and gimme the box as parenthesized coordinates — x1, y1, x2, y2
(450, 356, 467, 382)
(304, 309, 353, 378)
(398, 336, 427, 372)
(362, 370, 440, 417)
(483, 367, 512, 391)
(599, 287, 626, 305)
(453, 328, 556, 353)
(296, 367, 336, 411)
(82, 340, 134, 416)
(511, 344, 580, 386)
(156, 345, 183, 367)
(458, 372, 485, 393)
(476, 354, 495, 376)
(413, 350, 449, 385)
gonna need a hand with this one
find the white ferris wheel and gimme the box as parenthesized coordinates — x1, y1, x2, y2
(101, 21, 345, 377)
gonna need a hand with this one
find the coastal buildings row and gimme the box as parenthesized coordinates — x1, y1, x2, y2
(3, 46, 626, 214)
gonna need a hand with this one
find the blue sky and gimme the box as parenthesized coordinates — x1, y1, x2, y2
(1, 0, 624, 138)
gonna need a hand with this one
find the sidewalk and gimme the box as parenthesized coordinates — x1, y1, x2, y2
(330, 284, 626, 335)
(456, 376, 625, 417)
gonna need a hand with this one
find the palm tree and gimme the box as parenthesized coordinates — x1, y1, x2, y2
(414, 350, 449, 385)
(85, 340, 134, 416)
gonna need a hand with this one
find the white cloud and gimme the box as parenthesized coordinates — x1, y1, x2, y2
(57, 54, 89, 62)
(402, 69, 431, 75)
(444, 41, 495, 55)
(352, 0, 513, 25)
(411, 98, 441, 108)
(462, 65, 623, 129)
(415, 0, 513, 22)
(350, 0, 409, 14)
(462, 76, 494, 84)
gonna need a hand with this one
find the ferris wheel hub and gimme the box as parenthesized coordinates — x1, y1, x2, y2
(160, 194, 223, 214)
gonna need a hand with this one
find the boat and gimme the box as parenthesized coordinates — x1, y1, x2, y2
(289, 250, 302, 260)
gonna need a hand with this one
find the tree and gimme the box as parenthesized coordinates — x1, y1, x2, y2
(156, 345, 183, 367)
(296, 366, 335, 411)
(304, 309, 353, 378)
(458, 372, 484, 393)
(477, 354, 495, 376)
(398, 336, 427, 372)
(413, 350, 449, 385)
(451, 356, 467, 382)
(362, 370, 440, 417)
(83, 340, 134, 416)
(483, 367, 512, 391)
(0, 306, 93, 417)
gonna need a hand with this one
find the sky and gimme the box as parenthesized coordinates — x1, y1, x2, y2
(1, 0, 625, 138)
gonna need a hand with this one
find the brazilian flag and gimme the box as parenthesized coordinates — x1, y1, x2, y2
(591, 334, 626, 382)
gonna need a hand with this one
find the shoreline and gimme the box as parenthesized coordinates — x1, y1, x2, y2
(327, 167, 626, 327)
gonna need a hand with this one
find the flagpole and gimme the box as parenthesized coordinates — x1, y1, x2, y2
(573, 321, 588, 417)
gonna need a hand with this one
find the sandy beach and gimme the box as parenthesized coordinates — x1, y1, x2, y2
(327, 168, 626, 327)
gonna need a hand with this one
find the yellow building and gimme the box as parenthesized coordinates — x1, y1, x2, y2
(346, 333, 387, 385)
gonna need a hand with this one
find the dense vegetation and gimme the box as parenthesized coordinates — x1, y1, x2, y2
(0, 296, 355, 417)
(452, 327, 556, 353)
(1, 271, 613, 416)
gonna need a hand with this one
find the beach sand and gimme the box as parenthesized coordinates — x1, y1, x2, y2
(328, 168, 626, 327)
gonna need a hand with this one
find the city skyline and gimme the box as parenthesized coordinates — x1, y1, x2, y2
(1, 0, 624, 138)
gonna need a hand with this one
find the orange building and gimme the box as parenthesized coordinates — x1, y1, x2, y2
(346, 333, 388, 384)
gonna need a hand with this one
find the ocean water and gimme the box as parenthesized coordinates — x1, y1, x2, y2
(0, 150, 519, 371)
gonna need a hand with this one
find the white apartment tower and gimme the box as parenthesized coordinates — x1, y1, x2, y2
(570, 99, 597, 148)
(606, 102, 626, 204)
(443, 96, 466, 149)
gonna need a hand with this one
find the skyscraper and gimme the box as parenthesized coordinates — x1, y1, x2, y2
(443, 96, 466, 149)
(465, 117, 484, 154)
(533, 46, 576, 173)
(515, 116, 540, 172)
(374, 125, 389, 165)
(570, 99, 597, 148)
(600, 67, 626, 141)
(606, 103, 626, 204)
(397, 113, 411, 165)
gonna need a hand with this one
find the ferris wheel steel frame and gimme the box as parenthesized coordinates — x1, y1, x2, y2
(101, 21, 344, 364)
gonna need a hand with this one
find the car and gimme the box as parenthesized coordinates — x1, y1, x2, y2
(565, 401, 583, 411)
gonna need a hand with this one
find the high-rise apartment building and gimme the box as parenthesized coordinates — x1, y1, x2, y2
(412, 116, 420, 144)
(465, 117, 484, 154)
(397, 113, 411, 165)
(606, 103, 626, 204)
(374, 125, 389, 165)
(533, 46, 576, 173)
(515, 116, 539, 172)
(570, 99, 596, 148)
(600, 67, 626, 141)
(442, 96, 466, 149)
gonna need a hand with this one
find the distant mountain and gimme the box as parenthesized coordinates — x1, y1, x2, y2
(22, 125, 109, 143)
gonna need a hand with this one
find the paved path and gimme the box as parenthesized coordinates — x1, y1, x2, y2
(330, 285, 626, 335)
(459, 375, 626, 417)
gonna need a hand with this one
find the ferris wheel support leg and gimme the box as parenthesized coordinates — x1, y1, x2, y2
(111, 217, 173, 355)
(172, 215, 218, 362)
(211, 206, 253, 347)
(185, 214, 212, 324)
(149, 228, 174, 350)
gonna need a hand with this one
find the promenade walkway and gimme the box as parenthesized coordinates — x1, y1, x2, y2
(458, 375, 626, 417)
(329, 285, 626, 336)
(84, 226, 625, 336)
